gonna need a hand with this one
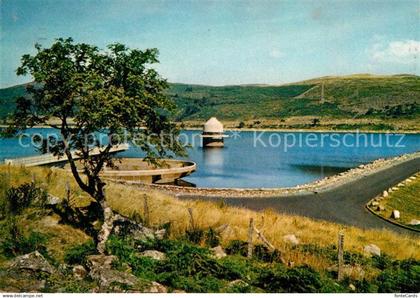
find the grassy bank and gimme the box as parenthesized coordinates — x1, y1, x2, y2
(1, 165, 419, 292)
(372, 173, 420, 228)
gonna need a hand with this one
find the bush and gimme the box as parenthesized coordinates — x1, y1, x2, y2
(375, 259, 420, 293)
(0, 217, 48, 258)
(2, 182, 47, 215)
(64, 240, 97, 265)
(256, 264, 325, 293)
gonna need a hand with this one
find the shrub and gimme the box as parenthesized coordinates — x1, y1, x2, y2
(375, 259, 420, 293)
(185, 228, 204, 244)
(0, 217, 48, 258)
(204, 228, 220, 247)
(64, 240, 97, 265)
(256, 264, 327, 293)
(157, 242, 220, 276)
(105, 236, 135, 261)
(2, 182, 47, 215)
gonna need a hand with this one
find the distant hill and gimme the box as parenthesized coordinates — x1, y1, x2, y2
(169, 74, 420, 121)
(1, 74, 419, 121)
(0, 84, 27, 119)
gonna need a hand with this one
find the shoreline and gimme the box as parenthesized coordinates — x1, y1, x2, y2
(1, 124, 419, 134)
(109, 151, 420, 198)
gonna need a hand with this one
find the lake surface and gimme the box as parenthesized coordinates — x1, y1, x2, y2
(1, 129, 419, 188)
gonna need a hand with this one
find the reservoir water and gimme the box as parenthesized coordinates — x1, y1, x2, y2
(1, 129, 419, 188)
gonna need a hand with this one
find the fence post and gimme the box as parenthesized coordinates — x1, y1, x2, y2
(337, 231, 345, 281)
(248, 218, 254, 258)
(31, 172, 36, 184)
(188, 208, 195, 230)
(143, 194, 150, 226)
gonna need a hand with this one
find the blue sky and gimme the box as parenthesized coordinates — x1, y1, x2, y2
(1, 0, 419, 88)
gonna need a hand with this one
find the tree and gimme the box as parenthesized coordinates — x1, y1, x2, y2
(3, 38, 185, 252)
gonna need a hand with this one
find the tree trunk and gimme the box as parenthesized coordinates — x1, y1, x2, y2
(95, 182, 113, 254)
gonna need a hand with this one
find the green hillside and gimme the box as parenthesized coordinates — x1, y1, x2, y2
(0, 84, 27, 119)
(169, 74, 420, 121)
(1, 74, 419, 122)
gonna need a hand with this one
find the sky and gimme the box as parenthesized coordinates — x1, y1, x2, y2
(1, 0, 419, 88)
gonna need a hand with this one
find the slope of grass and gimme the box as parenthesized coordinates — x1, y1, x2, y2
(2, 165, 417, 264)
(1, 165, 420, 292)
(374, 173, 420, 227)
(2, 74, 419, 124)
(169, 74, 420, 121)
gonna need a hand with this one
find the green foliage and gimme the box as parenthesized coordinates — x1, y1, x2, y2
(204, 228, 220, 247)
(225, 239, 282, 263)
(2, 38, 186, 244)
(2, 182, 47, 216)
(256, 264, 343, 293)
(375, 259, 420, 293)
(184, 227, 221, 247)
(0, 217, 48, 258)
(0, 84, 27, 119)
(64, 240, 97, 265)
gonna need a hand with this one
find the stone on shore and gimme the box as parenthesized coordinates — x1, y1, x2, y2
(391, 210, 400, 219)
(382, 190, 388, 197)
(409, 219, 420, 226)
(376, 205, 385, 212)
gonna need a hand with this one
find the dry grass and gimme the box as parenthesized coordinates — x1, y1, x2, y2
(2, 165, 419, 269)
(105, 182, 420, 268)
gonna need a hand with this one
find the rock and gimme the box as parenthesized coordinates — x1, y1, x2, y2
(376, 205, 385, 212)
(112, 215, 155, 241)
(391, 187, 398, 191)
(371, 201, 379, 207)
(349, 284, 356, 291)
(9, 251, 55, 275)
(409, 219, 420, 226)
(90, 267, 138, 289)
(364, 244, 381, 257)
(283, 234, 300, 245)
(226, 279, 249, 290)
(383, 190, 388, 197)
(86, 254, 117, 271)
(173, 289, 187, 293)
(211, 246, 227, 259)
(145, 281, 167, 293)
(87, 254, 139, 290)
(391, 210, 400, 219)
(154, 229, 166, 240)
(73, 265, 87, 280)
(141, 250, 166, 261)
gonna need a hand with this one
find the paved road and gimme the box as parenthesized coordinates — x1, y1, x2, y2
(180, 156, 420, 236)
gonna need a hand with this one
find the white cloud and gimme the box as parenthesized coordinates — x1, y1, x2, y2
(370, 40, 420, 64)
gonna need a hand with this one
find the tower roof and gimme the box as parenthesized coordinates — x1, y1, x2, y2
(203, 117, 223, 133)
